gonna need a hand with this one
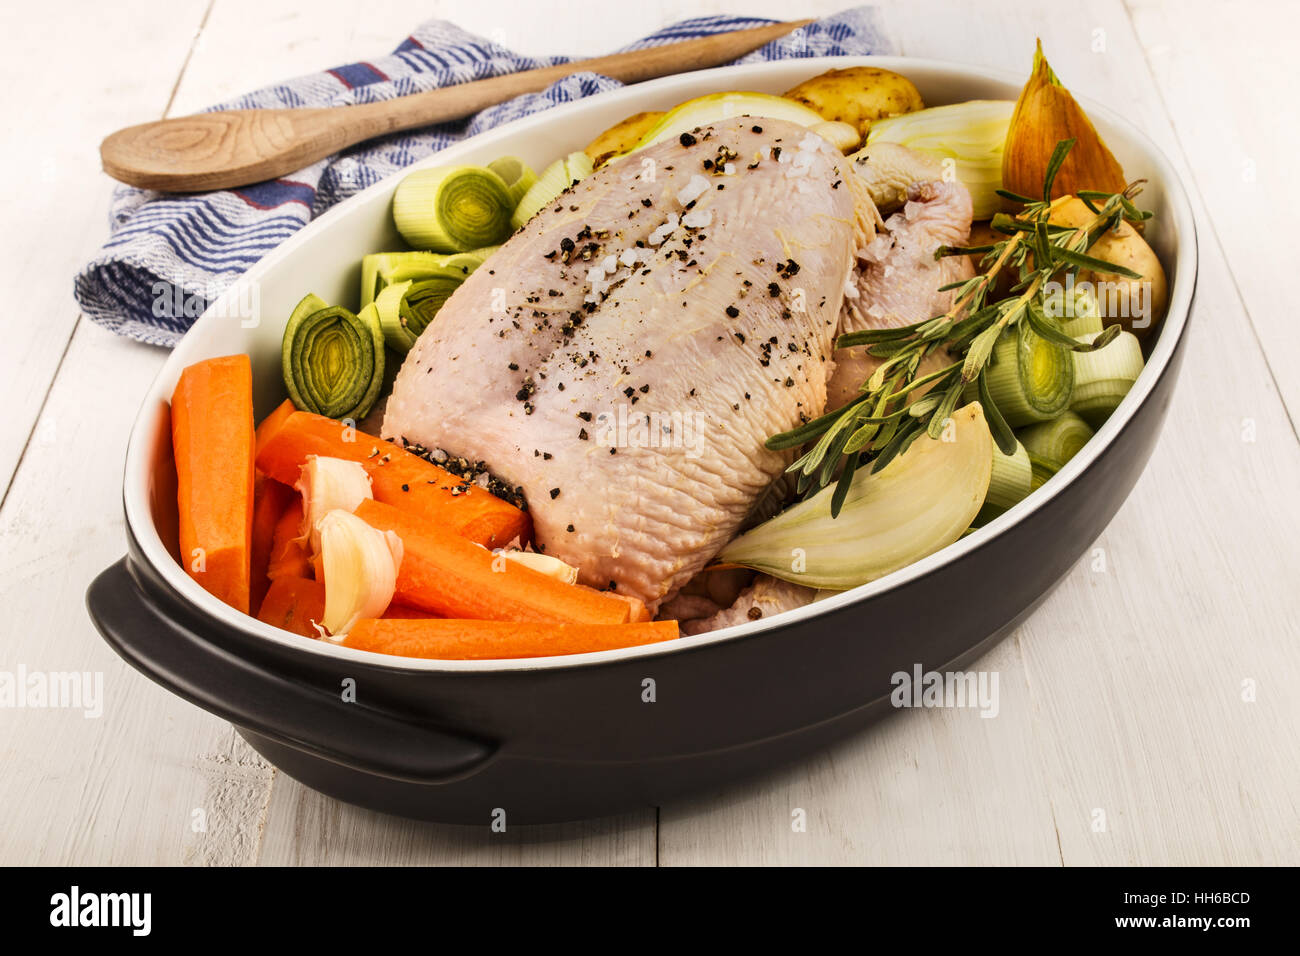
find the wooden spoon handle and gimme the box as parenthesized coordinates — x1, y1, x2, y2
(102, 19, 814, 193)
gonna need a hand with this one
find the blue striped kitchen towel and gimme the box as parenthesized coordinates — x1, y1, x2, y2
(74, 7, 893, 346)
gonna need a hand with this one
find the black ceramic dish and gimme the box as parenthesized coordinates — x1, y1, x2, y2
(86, 58, 1198, 824)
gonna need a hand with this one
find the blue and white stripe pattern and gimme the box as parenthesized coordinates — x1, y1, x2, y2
(74, 7, 892, 346)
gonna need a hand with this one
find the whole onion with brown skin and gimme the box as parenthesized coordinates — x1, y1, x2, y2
(1002, 41, 1128, 201)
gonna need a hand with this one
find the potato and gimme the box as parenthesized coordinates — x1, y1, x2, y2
(1048, 197, 1168, 339)
(583, 111, 665, 167)
(784, 67, 924, 136)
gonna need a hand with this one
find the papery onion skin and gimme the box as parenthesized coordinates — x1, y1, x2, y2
(1002, 42, 1127, 202)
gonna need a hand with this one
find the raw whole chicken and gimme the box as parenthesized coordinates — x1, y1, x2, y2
(384, 118, 877, 609)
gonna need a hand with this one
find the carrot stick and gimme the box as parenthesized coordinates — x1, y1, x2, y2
(355, 499, 631, 625)
(256, 411, 530, 548)
(256, 576, 326, 638)
(343, 618, 678, 660)
(268, 499, 312, 580)
(250, 478, 295, 613)
(255, 398, 298, 457)
(381, 602, 443, 621)
(171, 355, 255, 613)
(609, 592, 652, 623)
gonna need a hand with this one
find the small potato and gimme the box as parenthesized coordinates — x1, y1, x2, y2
(784, 67, 924, 136)
(583, 111, 665, 167)
(1049, 197, 1168, 339)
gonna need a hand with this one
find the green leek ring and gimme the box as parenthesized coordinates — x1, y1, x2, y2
(393, 166, 515, 253)
(281, 295, 384, 421)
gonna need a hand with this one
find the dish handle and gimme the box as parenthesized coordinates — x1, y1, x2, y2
(86, 557, 495, 785)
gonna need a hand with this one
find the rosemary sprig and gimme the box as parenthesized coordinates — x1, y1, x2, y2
(767, 139, 1149, 515)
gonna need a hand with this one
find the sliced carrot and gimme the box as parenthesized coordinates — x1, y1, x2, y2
(256, 576, 326, 638)
(268, 498, 312, 580)
(255, 398, 298, 457)
(355, 499, 631, 625)
(256, 411, 531, 548)
(171, 355, 255, 614)
(608, 591, 652, 622)
(344, 618, 678, 660)
(250, 478, 295, 613)
(381, 602, 443, 621)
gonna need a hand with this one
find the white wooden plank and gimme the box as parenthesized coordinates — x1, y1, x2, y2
(160, 0, 668, 864)
(0, 325, 210, 864)
(259, 779, 655, 865)
(5, 0, 1297, 867)
(660, 636, 1063, 865)
(0, 0, 213, 498)
(1126, 0, 1300, 424)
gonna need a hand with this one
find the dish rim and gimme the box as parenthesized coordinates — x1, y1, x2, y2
(120, 54, 1198, 673)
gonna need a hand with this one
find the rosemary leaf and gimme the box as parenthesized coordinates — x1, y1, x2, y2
(962, 324, 1004, 383)
(871, 417, 921, 474)
(977, 367, 1018, 455)
(996, 187, 1036, 204)
(843, 421, 879, 454)
(829, 450, 860, 518)
(926, 384, 963, 440)
(836, 325, 922, 348)
(1041, 138, 1076, 201)
(766, 393, 870, 450)
(1053, 245, 1143, 279)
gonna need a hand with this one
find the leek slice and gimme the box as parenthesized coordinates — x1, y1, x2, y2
(393, 164, 515, 252)
(1017, 411, 1094, 474)
(983, 323, 1074, 428)
(718, 404, 992, 590)
(487, 156, 538, 206)
(629, 91, 825, 153)
(1049, 286, 1104, 338)
(976, 439, 1032, 525)
(1028, 453, 1059, 492)
(510, 152, 595, 230)
(864, 100, 1014, 219)
(281, 293, 385, 421)
(361, 249, 494, 352)
(373, 271, 468, 354)
(1070, 329, 1144, 427)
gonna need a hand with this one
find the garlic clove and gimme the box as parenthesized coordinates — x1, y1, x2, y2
(316, 509, 402, 639)
(499, 549, 579, 585)
(295, 455, 372, 557)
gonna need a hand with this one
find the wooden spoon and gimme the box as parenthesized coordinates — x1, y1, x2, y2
(101, 20, 814, 193)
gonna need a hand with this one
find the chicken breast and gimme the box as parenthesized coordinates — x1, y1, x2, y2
(384, 118, 875, 607)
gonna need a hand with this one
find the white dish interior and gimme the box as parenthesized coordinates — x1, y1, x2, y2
(122, 56, 1197, 671)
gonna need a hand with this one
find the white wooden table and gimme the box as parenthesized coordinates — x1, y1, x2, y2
(2, 0, 1297, 866)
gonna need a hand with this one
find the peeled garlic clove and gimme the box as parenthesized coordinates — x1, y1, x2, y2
(500, 549, 579, 585)
(811, 120, 862, 154)
(295, 455, 372, 556)
(1002, 41, 1127, 201)
(316, 510, 402, 639)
